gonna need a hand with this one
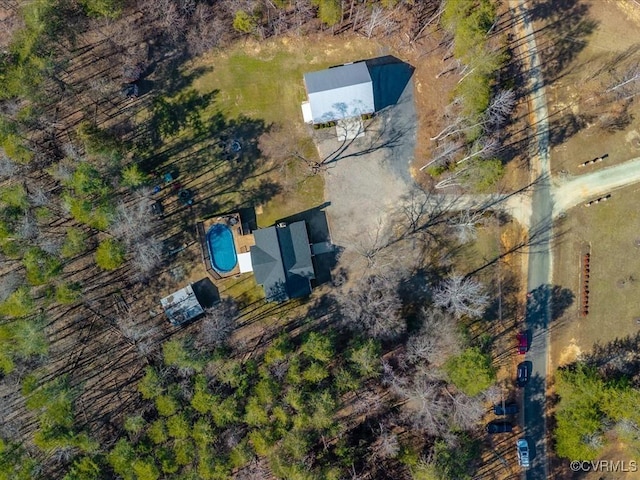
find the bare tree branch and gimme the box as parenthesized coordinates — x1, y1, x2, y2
(195, 298, 239, 351)
(433, 274, 489, 319)
(338, 274, 405, 341)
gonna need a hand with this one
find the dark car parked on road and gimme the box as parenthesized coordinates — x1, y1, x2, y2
(486, 421, 513, 434)
(494, 403, 519, 415)
(517, 362, 530, 387)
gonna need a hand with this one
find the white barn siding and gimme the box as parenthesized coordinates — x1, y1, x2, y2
(307, 83, 374, 124)
(303, 62, 375, 124)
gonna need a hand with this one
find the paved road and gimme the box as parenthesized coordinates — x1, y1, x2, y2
(511, 1, 553, 479)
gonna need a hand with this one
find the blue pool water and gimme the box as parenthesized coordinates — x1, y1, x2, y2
(207, 223, 238, 273)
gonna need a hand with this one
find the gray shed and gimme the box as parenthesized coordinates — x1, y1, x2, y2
(303, 62, 375, 124)
(250, 221, 315, 302)
(161, 284, 205, 325)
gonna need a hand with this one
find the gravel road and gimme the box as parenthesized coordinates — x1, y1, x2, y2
(553, 156, 640, 215)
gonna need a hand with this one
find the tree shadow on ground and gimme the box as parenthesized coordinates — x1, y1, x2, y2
(133, 85, 277, 217)
(146, 89, 219, 148)
(151, 55, 214, 97)
(583, 331, 640, 383)
(526, 284, 574, 329)
(531, 0, 598, 84)
(398, 268, 440, 334)
(547, 109, 593, 148)
(482, 269, 521, 324)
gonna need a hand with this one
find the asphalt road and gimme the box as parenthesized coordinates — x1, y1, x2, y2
(512, 1, 553, 479)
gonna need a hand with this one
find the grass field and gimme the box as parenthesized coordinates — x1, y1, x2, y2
(542, 0, 640, 175)
(553, 184, 640, 367)
(192, 36, 382, 124)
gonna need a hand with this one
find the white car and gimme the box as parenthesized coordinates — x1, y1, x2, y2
(517, 438, 530, 468)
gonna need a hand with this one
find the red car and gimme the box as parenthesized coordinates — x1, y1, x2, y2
(517, 332, 528, 354)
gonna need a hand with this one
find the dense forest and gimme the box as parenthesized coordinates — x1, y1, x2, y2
(0, 0, 538, 479)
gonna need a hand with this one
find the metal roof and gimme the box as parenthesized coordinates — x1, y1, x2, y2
(160, 284, 205, 325)
(303, 63, 375, 124)
(250, 221, 315, 302)
(304, 62, 372, 93)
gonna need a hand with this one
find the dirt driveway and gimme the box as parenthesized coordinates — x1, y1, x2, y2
(319, 75, 416, 252)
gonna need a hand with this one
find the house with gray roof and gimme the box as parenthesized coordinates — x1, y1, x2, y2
(302, 62, 375, 124)
(250, 221, 315, 302)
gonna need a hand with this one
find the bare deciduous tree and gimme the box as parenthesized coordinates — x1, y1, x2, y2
(484, 89, 516, 129)
(406, 308, 461, 367)
(49, 157, 76, 183)
(110, 199, 154, 245)
(339, 274, 405, 341)
(235, 457, 272, 480)
(350, 218, 393, 269)
(186, 3, 225, 55)
(399, 374, 449, 435)
(433, 274, 489, 319)
(363, 6, 393, 38)
(196, 298, 239, 351)
(395, 185, 455, 240)
(16, 213, 38, 240)
(447, 390, 485, 430)
(27, 185, 50, 207)
(0, 151, 18, 179)
(605, 62, 640, 99)
(370, 423, 400, 459)
(447, 209, 484, 243)
(130, 237, 164, 281)
(161, 0, 188, 40)
(118, 311, 161, 357)
(61, 143, 83, 162)
(434, 167, 468, 189)
(431, 89, 515, 142)
(419, 139, 461, 171)
(352, 389, 385, 417)
(38, 237, 63, 256)
(0, 272, 21, 303)
(455, 136, 498, 165)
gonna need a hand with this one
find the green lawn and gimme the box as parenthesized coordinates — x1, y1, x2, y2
(553, 184, 640, 366)
(192, 37, 381, 125)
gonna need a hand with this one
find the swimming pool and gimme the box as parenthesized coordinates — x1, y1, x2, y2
(206, 223, 238, 273)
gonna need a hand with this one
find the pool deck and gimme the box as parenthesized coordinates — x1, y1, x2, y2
(198, 213, 255, 280)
